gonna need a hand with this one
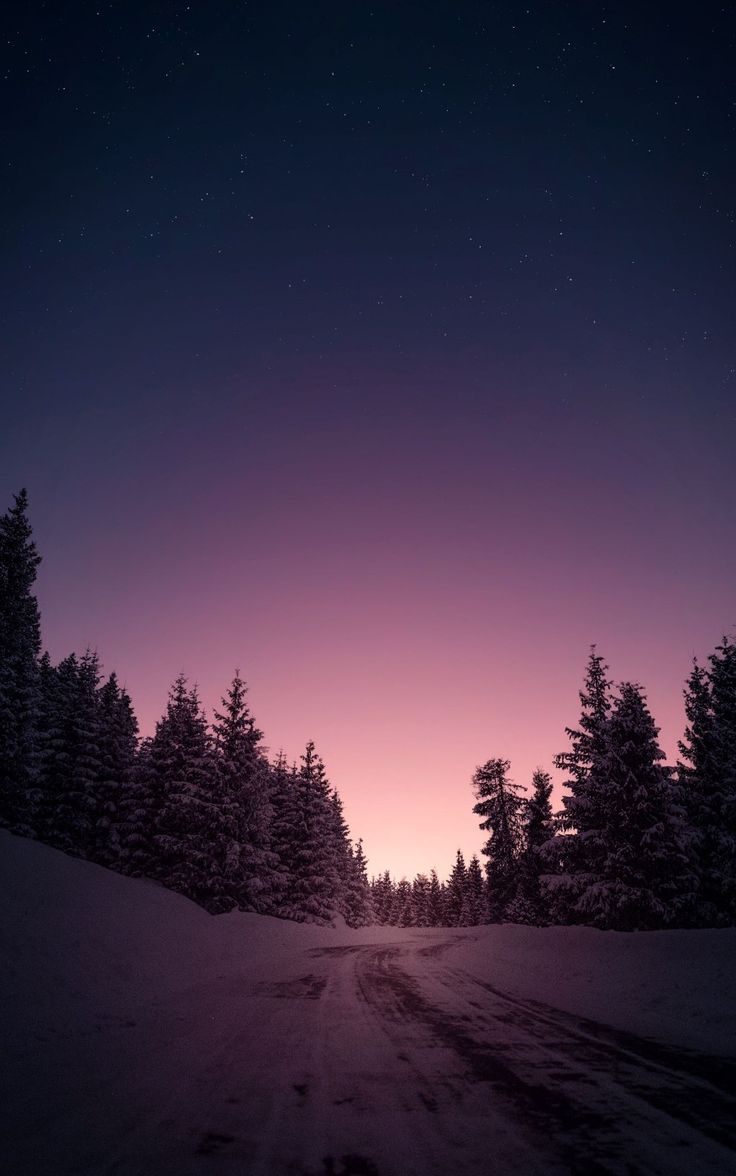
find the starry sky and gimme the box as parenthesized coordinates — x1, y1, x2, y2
(2, 2, 734, 879)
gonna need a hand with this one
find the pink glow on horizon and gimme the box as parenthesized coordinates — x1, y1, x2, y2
(24, 365, 735, 882)
(35, 493, 731, 881)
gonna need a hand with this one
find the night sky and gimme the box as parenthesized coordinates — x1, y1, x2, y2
(2, 2, 734, 878)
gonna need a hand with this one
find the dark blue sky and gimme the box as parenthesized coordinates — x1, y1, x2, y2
(2, 2, 734, 873)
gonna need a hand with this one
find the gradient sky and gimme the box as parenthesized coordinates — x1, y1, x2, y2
(2, 3, 734, 879)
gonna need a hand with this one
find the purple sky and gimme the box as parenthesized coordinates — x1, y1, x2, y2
(3, 3, 734, 877)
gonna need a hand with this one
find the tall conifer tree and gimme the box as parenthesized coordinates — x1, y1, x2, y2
(569, 683, 692, 929)
(460, 855, 487, 925)
(212, 673, 279, 913)
(679, 638, 736, 924)
(446, 849, 468, 926)
(548, 649, 614, 920)
(138, 675, 221, 908)
(472, 758, 524, 920)
(509, 768, 554, 924)
(94, 672, 138, 865)
(0, 490, 42, 832)
(282, 741, 336, 922)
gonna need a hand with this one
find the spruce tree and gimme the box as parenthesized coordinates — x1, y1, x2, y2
(472, 758, 524, 920)
(268, 751, 300, 913)
(411, 873, 431, 926)
(282, 741, 336, 922)
(548, 649, 614, 921)
(92, 671, 138, 865)
(679, 638, 736, 924)
(427, 869, 444, 927)
(343, 839, 374, 927)
(327, 788, 353, 917)
(511, 768, 554, 924)
(371, 870, 395, 924)
(137, 675, 221, 908)
(37, 650, 104, 858)
(571, 683, 692, 930)
(0, 490, 42, 832)
(460, 855, 487, 925)
(556, 647, 612, 790)
(392, 878, 414, 926)
(446, 849, 467, 926)
(212, 673, 279, 913)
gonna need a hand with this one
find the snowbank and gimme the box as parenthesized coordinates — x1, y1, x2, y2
(2, 830, 733, 1058)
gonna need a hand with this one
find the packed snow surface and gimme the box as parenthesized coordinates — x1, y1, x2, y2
(1, 831, 735, 1175)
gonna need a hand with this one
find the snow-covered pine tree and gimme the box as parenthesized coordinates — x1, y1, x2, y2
(281, 741, 337, 923)
(371, 870, 395, 924)
(392, 878, 414, 927)
(706, 637, 736, 921)
(37, 650, 104, 858)
(556, 647, 612, 788)
(268, 751, 300, 912)
(0, 489, 42, 834)
(460, 854, 487, 925)
(446, 849, 467, 926)
(343, 838, 375, 927)
(571, 683, 693, 930)
(411, 873, 431, 926)
(93, 672, 138, 866)
(472, 758, 524, 921)
(427, 868, 445, 926)
(510, 768, 554, 925)
(679, 637, 736, 924)
(548, 648, 614, 922)
(212, 673, 280, 914)
(327, 788, 353, 918)
(139, 675, 223, 909)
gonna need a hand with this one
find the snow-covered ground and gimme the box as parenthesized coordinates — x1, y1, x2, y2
(1, 831, 734, 1175)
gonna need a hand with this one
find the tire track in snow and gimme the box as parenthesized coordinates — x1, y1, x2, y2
(445, 966, 736, 1145)
(352, 940, 736, 1176)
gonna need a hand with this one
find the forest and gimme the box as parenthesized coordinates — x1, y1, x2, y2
(1, 489, 734, 932)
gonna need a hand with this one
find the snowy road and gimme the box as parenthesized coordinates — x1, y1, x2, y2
(8, 931, 734, 1176)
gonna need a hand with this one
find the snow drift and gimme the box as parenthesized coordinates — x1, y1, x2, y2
(1, 831, 734, 1175)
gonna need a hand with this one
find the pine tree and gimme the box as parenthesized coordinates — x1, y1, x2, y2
(138, 675, 222, 909)
(411, 873, 431, 926)
(37, 650, 104, 858)
(343, 839, 374, 927)
(472, 758, 524, 920)
(460, 855, 487, 925)
(268, 752, 300, 913)
(427, 869, 445, 927)
(371, 870, 395, 924)
(327, 788, 353, 918)
(0, 490, 42, 832)
(92, 672, 138, 865)
(513, 768, 554, 924)
(706, 637, 736, 920)
(567, 683, 692, 930)
(212, 673, 279, 913)
(392, 878, 414, 927)
(446, 849, 467, 926)
(548, 649, 614, 921)
(282, 741, 337, 922)
(556, 647, 612, 791)
(679, 638, 736, 924)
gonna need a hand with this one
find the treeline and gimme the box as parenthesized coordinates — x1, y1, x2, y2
(370, 852, 489, 927)
(362, 642, 735, 933)
(466, 647, 736, 931)
(2, 490, 734, 933)
(0, 491, 373, 925)
(366, 772, 554, 928)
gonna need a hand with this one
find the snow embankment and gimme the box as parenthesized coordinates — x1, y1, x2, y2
(1, 829, 734, 1057)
